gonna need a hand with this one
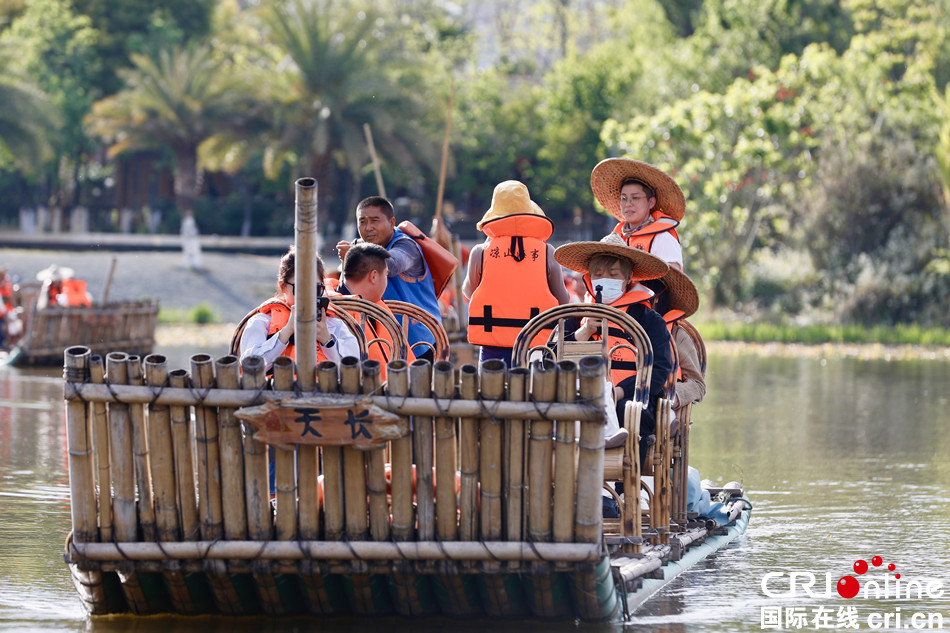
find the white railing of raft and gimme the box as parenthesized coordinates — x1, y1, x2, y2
(63, 347, 611, 571)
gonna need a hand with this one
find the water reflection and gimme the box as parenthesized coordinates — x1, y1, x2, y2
(1, 351, 949, 632)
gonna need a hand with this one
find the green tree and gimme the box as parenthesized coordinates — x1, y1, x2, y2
(0, 39, 58, 173)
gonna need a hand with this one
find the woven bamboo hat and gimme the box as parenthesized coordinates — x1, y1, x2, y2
(477, 180, 546, 230)
(36, 264, 74, 282)
(591, 158, 686, 222)
(554, 233, 669, 281)
(649, 267, 700, 318)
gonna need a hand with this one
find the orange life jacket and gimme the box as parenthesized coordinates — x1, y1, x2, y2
(230, 299, 329, 365)
(345, 298, 415, 382)
(612, 210, 680, 253)
(582, 275, 654, 386)
(467, 214, 559, 348)
(49, 279, 92, 307)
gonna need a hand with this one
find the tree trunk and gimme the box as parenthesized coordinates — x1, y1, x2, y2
(175, 148, 203, 270)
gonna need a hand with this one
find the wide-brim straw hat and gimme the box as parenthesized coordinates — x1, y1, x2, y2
(554, 233, 669, 281)
(591, 158, 686, 222)
(477, 180, 546, 230)
(657, 267, 700, 318)
(36, 264, 74, 282)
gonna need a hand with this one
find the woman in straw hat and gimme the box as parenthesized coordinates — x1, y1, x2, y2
(554, 233, 673, 464)
(591, 158, 685, 270)
(463, 180, 569, 366)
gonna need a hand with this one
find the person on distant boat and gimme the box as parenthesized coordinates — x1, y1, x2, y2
(0, 266, 18, 348)
(337, 242, 415, 381)
(555, 233, 673, 464)
(233, 246, 358, 372)
(335, 196, 442, 363)
(590, 158, 685, 270)
(35, 265, 92, 309)
(462, 180, 570, 367)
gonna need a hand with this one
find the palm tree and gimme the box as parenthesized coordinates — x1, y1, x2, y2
(86, 44, 257, 269)
(254, 0, 439, 238)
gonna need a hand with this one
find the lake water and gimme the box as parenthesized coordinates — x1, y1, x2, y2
(2, 348, 949, 632)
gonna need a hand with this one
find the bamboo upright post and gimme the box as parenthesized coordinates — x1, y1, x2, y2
(143, 355, 179, 542)
(363, 360, 390, 542)
(553, 361, 577, 547)
(319, 360, 344, 541)
(410, 359, 435, 541)
(576, 357, 607, 546)
(65, 347, 97, 543)
(191, 354, 223, 541)
(106, 352, 137, 543)
(457, 364, 478, 543)
(272, 357, 298, 541)
(89, 354, 113, 541)
(294, 177, 318, 392)
(387, 360, 413, 542)
(215, 355, 247, 540)
(168, 370, 198, 541)
(478, 359, 505, 545)
(505, 366, 529, 548)
(528, 360, 556, 544)
(126, 356, 156, 542)
(297, 358, 320, 540)
(340, 358, 368, 541)
(240, 356, 270, 541)
(433, 360, 457, 542)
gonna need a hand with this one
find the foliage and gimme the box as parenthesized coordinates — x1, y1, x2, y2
(0, 39, 59, 172)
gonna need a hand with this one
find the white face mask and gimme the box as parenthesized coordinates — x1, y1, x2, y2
(590, 278, 625, 304)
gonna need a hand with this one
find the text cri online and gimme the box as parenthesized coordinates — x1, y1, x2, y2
(761, 572, 946, 600)
(760, 606, 945, 630)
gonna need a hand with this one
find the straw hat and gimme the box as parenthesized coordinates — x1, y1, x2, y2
(554, 233, 669, 281)
(477, 180, 546, 230)
(648, 267, 700, 318)
(591, 158, 686, 222)
(36, 264, 74, 283)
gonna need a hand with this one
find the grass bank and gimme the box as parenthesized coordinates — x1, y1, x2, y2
(695, 320, 950, 346)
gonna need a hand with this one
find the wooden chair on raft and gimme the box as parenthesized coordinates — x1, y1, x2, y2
(384, 299, 451, 361)
(669, 319, 707, 526)
(510, 303, 675, 552)
(327, 296, 409, 363)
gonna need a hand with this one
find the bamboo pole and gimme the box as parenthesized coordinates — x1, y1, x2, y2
(528, 360, 556, 544)
(272, 356, 297, 541)
(191, 354, 223, 541)
(653, 398, 672, 543)
(457, 364, 478, 543)
(168, 370, 198, 541)
(295, 177, 318, 392)
(553, 361, 577, 548)
(410, 359, 435, 541)
(88, 354, 112, 541)
(64, 347, 97, 542)
(362, 360, 390, 542)
(433, 360, 457, 542)
(363, 123, 387, 198)
(340, 357, 368, 540)
(215, 355, 247, 540)
(126, 356, 156, 541)
(434, 75, 455, 220)
(319, 360, 344, 541)
(240, 356, 270, 541)
(478, 359, 505, 545)
(387, 360, 413, 542)
(62, 383, 603, 421)
(505, 366, 528, 547)
(106, 352, 137, 543)
(100, 256, 117, 304)
(576, 356, 607, 546)
(144, 355, 179, 542)
(295, 353, 320, 542)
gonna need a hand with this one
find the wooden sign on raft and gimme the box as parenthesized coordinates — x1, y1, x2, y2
(235, 395, 407, 448)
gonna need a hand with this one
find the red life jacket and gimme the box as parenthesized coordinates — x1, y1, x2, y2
(230, 299, 329, 364)
(611, 210, 680, 253)
(468, 214, 559, 348)
(343, 297, 415, 382)
(582, 276, 654, 386)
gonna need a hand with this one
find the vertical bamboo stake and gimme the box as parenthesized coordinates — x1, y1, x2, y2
(340, 358, 367, 540)
(527, 360, 556, 544)
(106, 352, 137, 542)
(319, 360, 344, 541)
(126, 356, 156, 541)
(89, 354, 112, 542)
(240, 356, 270, 541)
(576, 357, 607, 546)
(363, 360, 390, 542)
(144, 355, 179, 542)
(505, 366, 529, 548)
(295, 177, 318, 392)
(191, 354, 223, 541)
(297, 357, 320, 542)
(272, 356, 297, 541)
(478, 359, 505, 543)
(553, 361, 577, 550)
(387, 360, 413, 542)
(363, 123, 387, 198)
(457, 364, 478, 542)
(65, 347, 97, 543)
(169, 369, 198, 541)
(410, 359, 435, 541)
(433, 360, 457, 542)
(215, 355, 247, 540)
